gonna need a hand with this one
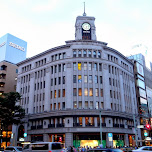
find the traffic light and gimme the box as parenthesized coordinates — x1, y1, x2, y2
(59, 137, 62, 142)
(145, 124, 151, 130)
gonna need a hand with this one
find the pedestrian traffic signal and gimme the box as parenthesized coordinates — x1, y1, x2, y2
(59, 137, 62, 142)
(145, 124, 151, 130)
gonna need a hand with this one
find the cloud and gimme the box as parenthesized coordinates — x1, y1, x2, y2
(32, 0, 60, 12)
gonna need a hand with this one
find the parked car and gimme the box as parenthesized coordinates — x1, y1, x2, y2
(4, 146, 22, 152)
(120, 147, 132, 152)
(0, 147, 4, 152)
(22, 142, 63, 152)
(132, 146, 152, 152)
(87, 148, 123, 152)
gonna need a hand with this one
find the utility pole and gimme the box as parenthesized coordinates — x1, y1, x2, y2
(133, 114, 138, 146)
(99, 110, 102, 144)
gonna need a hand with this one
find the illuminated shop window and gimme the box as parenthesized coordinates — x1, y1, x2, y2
(78, 63, 81, 70)
(78, 75, 82, 83)
(78, 88, 82, 96)
(73, 101, 77, 109)
(84, 62, 87, 70)
(90, 117, 94, 126)
(85, 117, 89, 126)
(89, 88, 93, 96)
(79, 117, 82, 126)
(84, 75, 87, 83)
(84, 88, 88, 96)
(54, 90, 56, 98)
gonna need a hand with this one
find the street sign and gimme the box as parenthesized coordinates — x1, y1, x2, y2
(144, 132, 148, 136)
(137, 125, 144, 128)
(108, 133, 112, 137)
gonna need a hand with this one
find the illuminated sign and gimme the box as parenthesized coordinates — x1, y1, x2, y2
(0, 42, 6, 48)
(9, 42, 25, 51)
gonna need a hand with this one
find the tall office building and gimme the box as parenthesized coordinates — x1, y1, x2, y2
(0, 33, 27, 148)
(13, 13, 139, 147)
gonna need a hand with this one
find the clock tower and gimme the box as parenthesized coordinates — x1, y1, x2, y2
(75, 12, 96, 41)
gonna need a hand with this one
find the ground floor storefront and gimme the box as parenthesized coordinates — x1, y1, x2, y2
(27, 132, 135, 148)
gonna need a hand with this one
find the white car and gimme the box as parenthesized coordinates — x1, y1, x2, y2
(4, 146, 22, 152)
(132, 146, 152, 152)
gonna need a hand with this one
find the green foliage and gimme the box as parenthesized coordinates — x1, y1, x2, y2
(0, 92, 25, 128)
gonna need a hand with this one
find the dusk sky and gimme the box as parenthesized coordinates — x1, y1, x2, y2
(0, 0, 152, 62)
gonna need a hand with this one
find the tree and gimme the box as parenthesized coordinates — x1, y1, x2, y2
(0, 92, 25, 147)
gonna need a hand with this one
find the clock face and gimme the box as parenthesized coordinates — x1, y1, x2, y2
(82, 23, 91, 30)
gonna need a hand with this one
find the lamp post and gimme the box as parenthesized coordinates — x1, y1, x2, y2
(99, 110, 102, 144)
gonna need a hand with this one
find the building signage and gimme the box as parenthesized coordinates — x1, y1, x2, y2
(136, 62, 144, 77)
(144, 132, 148, 136)
(108, 133, 112, 137)
(9, 42, 25, 51)
(0, 42, 6, 48)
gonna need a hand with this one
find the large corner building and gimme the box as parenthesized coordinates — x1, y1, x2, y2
(13, 13, 140, 148)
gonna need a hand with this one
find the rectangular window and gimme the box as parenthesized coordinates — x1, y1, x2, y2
(89, 88, 93, 96)
(95, 88, 99, 97)
(55, 65, 57, 73)
(58, 64, 61, 72)
(63, 76, 65, 84)
(88, 63, 92, 70)
(96, 101, 99, 109)
(63, 64, 66, 72)
(50, 91, 52, 99)
(73, 101, 77, 109)
(100, 76, 102, 84)
(109, 65, 111, 73)
(73, 75, 76, 83)
(58, 103, 60, 110)
(59, 53, 62, 59)
(54, 78, 57, 85)
(94, 63, 97, 71)
(73, 88, 77, 96)
(58, 90, 60, 98)
(98, 51, 101, 58)
(95, 76, 98, 83)
(63, 53, 66, 59)
(73, 62, 76, 70)
(84, 88, 88, 96)
(90, 101, 93, 109)
(54, 103, 56, 110)
(78, 75, 82, 83)
(109, 78, 111, 85)
(101, 89, 103, 97)
(84, 75, 87, 83)
(78, 88, 82, 96)
(51, 66, 53, 74)
(89, 75, 92, 83)
(54, 90, 56, 98)
(78, 62, 81, 70)
(62, 102, 65, 109)
(84, 62, 87, 70)
(101, 102, 104, 109)
(73, 51, 76, 57)
(58, 77, 61, 85)
(110, 90, 112, 98)
(85, 101, 88, 109)
(99, 63, 102, 71)
(79, 101, 82, 109)
(63, 89, 65, 97)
